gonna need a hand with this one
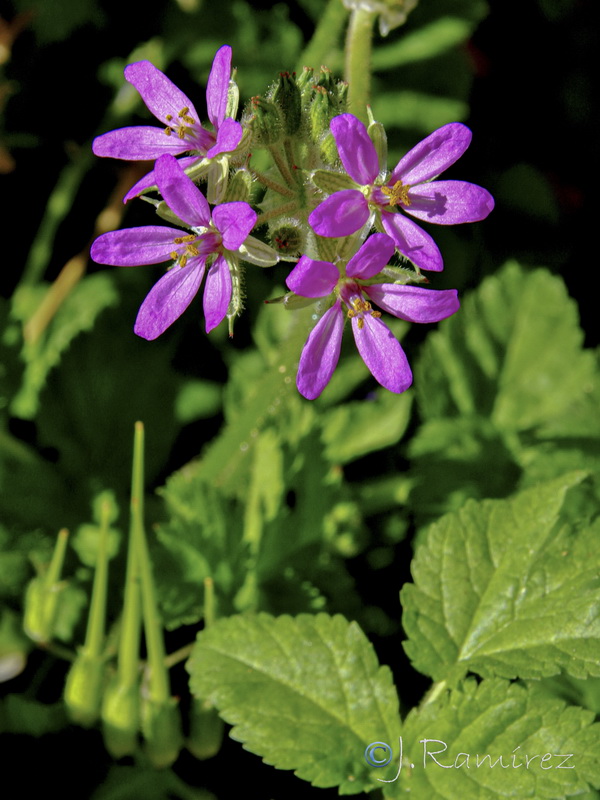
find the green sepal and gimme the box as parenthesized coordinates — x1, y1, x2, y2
(367, 108, 388, 173)
(187, 698, 224, 761)
(246, 96, 283, 147)
(101, 675, 140, 758)
(311, 169, 357, 195)
(238, 236, 279, 267)
(64, 649, 106, 727)
(224, 168, 253, 203)
(264, 292, 316, 310)
(141, 695, 183, 769)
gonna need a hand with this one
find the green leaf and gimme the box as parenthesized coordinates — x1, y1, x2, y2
(409, 263, 596, 520)
(188, 613, 401, 794)
(415, 262, 595, 431)
(12, 274, 119, 419)
(372, 17, 480, 69)
(401, 473, 600, 683)
(321, 389, 412, 464)
(382, 678, 600, 798)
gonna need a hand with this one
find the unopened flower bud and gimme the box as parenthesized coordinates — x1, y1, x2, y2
(315, 65, 335, 92)
(246, 95, 283, 146)
(296, 66, 315, 98)
(272, 71, 302, 136)
(310, 86, 339, 164)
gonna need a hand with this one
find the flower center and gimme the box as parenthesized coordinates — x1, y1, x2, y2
(381, 179, 411, 207)
(164, 107, 197, 140)
(170, 234, 201, 268)
(345, 295, 381, 330)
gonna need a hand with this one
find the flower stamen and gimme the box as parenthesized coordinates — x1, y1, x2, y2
(381, 179, 411, 207)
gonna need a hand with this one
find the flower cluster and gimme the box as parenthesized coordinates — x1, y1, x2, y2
(91, 44, 494, 399)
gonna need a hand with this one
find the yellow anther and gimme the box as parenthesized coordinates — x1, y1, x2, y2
(179, 255, 188, 268)
(186, 244, 200, 256)
(164, 127, 173, 136)
(170, 251, 178, 260)
(173, 235, 196, 244)
(381, 180, 411, 207)
(177, 125, 189, 139)
(181, 114, 196, 125)
(166, 114, 173, 121)
(178, 106, 190, 117)
(357, 318, 364, 330)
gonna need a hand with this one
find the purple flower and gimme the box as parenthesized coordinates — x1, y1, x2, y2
(309, 114, 494, 272)
(90, 154, 256, 339)
(93, 45, 242, 202)
(286, 233, 460, 399)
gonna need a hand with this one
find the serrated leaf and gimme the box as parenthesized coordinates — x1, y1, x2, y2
(188, 613, 401, 794)
(415, 262, 595, 431)
(381, 678, 600, 798)
(401, 473, 600, 683)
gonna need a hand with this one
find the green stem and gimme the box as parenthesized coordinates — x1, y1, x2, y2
(132, 422, 170, 704)
(255, 200, 300, 227)
(118, 431, 143, 687)
(204, 577, 215, 628)
(83, 499, 111, 657)
(345, 7, 376, 124)
(250, 168, 295, 198)
(268, 144, 296, 186)
(295, 0, 349, 73)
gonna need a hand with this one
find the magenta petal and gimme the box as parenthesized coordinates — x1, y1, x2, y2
(92, 126, 190, 160)
(365, 285, 459, 322)
(286, 256, 339, 297)
(405, 180, 495, 225)
(206, 45, 232, 129)
(330, 114, 379, 185)
(381, 211, 443, 272)
(122, 155, 200, 203)
(124, 61, 200, 127)
(155, 154, 211, 228)
(203, 255, 231, 332)
(212, 202, 256, 250)
(346, 233, 396, 279)
(134, 260, 206, 340)
(297, 302, 344, 400)
(352, 315, 412, 393)
(390, 122, 472, 185)
(206, 118, 243, 158)
(90, 227, 184, 266)
(309, 190, 369, 237)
